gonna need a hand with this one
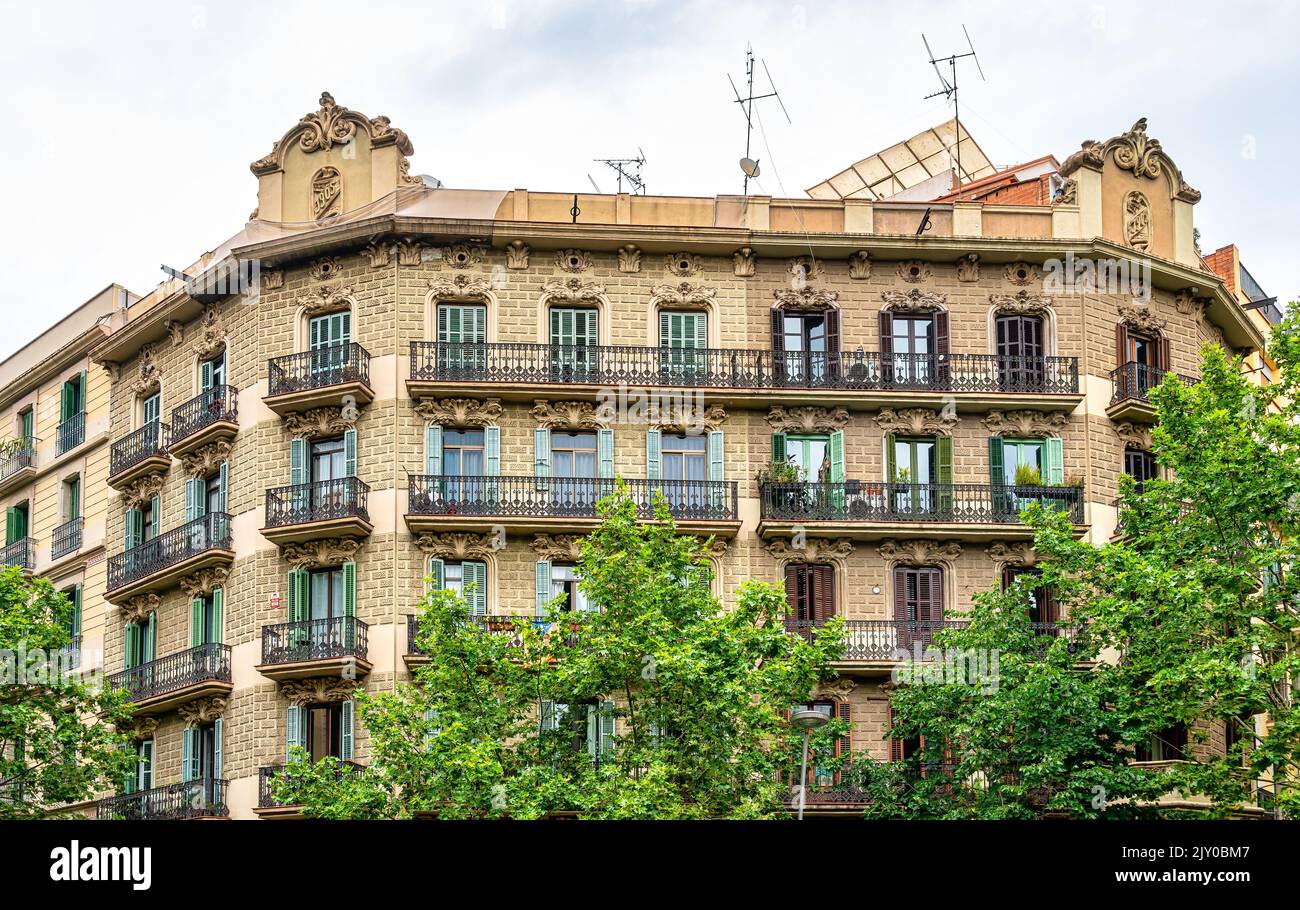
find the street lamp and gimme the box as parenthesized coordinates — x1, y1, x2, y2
(791, 708, 830, 821)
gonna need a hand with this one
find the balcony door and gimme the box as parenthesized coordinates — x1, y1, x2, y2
(122, 739, 153, 796)
(309, 311, 351, 377)
(888, 436, 936, 514)
(551, 563, 592, 613)
(659, 310, 707, 381)
(995, 314, 1045, 390)
(1002, 566, 1057, 626)
(773, 310, 838, 386)
(142, 392, 161, 427)
(893, 565, 944, 650)
(182, 721, 223, 802)
(200, 351, 226, 392)
(790, 700, 846, 787)
(549, 308, 598, 380)
(440, 428, 485, 503)
(549, 431, 599, 513)
(437, 303, 486, 375)
(310, 437, 347, 513)
(784, 563, 835, 625)
(660, 433, 707, 512)
(4, 502, 29, 545)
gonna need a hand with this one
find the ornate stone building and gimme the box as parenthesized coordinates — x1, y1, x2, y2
(28, 94, 1271, 817)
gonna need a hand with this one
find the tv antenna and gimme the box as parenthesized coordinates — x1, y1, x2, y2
(593, 150, 647, 194)
(728, 45, 791, 195)
(921, 25, 986, 191)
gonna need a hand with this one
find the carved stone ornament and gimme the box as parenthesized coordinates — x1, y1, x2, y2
(180, 440, 233, 478)
(651, 282, 716, 310)
(362, 241, 392, 269)
(505, 240, 530, 270)
(1113, 421, 1154, 450)
(787, 256, 820, 284)
(877, 539, 962, 566)
(311, 167, 342, 219)
(192, 304, 227, 360)
(178, 696, 228, 726)
(119, 716, 159, 740)
(773, 286, 839, 311)
(417, 532, 498, 561)
(897, 260, 932, 283)
(813, 678, 857, 700)
(764, 537, 854, 567)
(129, 343, 161, 397)
(428, 274, 496, 305)
(1123, 191, 1152, 252)
(396, 239, 423, 266)
(414, 397, 503, 428)
(1005, 261, 1041, 286)
(541, 277, 605, 304)
(283, 406, 358, 439)
(282, 537, 363, 570)
(443, 244, 484, 269)
(666, 252, 702, 277)
(986, 541, 1038, 568)
(556, 249, 592, 273)
(102, 361, 120, 383)
(250, 91, 414, 176)
(309, 256, 343, 282)
(699, 537, 730, 558)
(1059, 117, 1200, 203)
(990, 289, 1050, 316)
(120, 593, 160, 623)
(164, 321, 184, 348)
(530, 534, 586, 562)
(982, 410, 1069, 437)
(279, 677, 359, 708)
(297, 283, 354, 316)
(848, 250, 872, 280)
(618, 245, 642, 273)
(881, 288, 946, 313)
(1118, 304, 1166, 335)
(654, 404, 727, 434)
(733, 247, 756, 277)
(1174, 287, 1206, 318)
(120, 472, 167, 510)
(531, 399, 610, 430)
(956, 253, 981, 283)
(873, 408, 957, 436)
(1053, 177, 1078, 206)
(765, 405, 851, 434)
(180, 567, 230, 598)
(260, 268, 284, 290)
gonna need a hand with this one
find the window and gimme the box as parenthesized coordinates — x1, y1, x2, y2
(437, 303, 487, 374)
(60, 585, 82, 667)
(879, 311, 948, 386)
(311, 437, 347, 483)
(17, 407, 33, 442)
(995, 313, 1046, 389)
(539, 700, 613, 763)
(791, 701, 839, 786)
(1126, 332, 1157, 367)
(784, 563, 835, 624)
(123, 739, 153, 795)
(1001, 566, 1057, 626)
(124, 615, 156, 670)
(308, 312, 351, 375)
(182, 721, 222, 783)
(5, 502, 29, 544)
(141, 498, 158, 541)
(309, 567, 345, 620)
(1136, 724, 1188, 762)
(550, 431, 598, 480)
(200, 351, 226, 391)
(430, 559, 488, 616)
(772, 310, 839, 384)
(191, 592, 221, 646)
(889, 435, 948, 514)
(141, 393, 161, 427)
(551, 563, 591, 613)
(204, 473, 223, 516)
(549, 307, 598, 378)
(1001, 438, 1045, 486)
(287, 701, 353, 762)
(893, 566, 944, 648)
(441, 429, 485, 476)
(1124, 448, 1158, 493)
(60, 373, 85, 421)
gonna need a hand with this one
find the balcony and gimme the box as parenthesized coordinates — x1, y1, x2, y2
(1107, 362, 1196, 423)
(50, 517, 82, 561)
(406, 475, 740, 536)
(408, 342, 1081, 410)
(758, 481, 1085, 540)
(169, 386, 238, 457)
(256, 761, 364, 817)
(109, 421, 171, 487)
(265, 343, 373, 416)
(61, 636, 81, 671)
(0, 439, 36, 496)
(55, 412, 85, 456)
(0, 537, 35, 571)
(104, 643, 232, 714)
(97, 778, 229, 820)
(262, 477, 372, 546)
(784, 782, 873, 812)
(405, 613, 426, 668)
(257, 615, 371, 681)
(105, 513, 233, 603)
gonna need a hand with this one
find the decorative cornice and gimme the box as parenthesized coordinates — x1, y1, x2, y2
(279, 677, 360, 708)
(179, 440, 233, 478)
(990, 289, 1051, 316)
(981, 410, 1069, 438)
(120, 716, 160, 741)
(1113, 421, 1154, 450)
(414, 397, 503, 428)
(650, 282, 716, 309)
(848, 250, 872, 280)
(897, 260, 932, 283)
(531, 399, 610, 430)
(416, 532, 498, 561)
(733, 247, 756, 277)
(764, 537, 854, 567)
(119, 472, 167, 510)
(618, 245, 641, 273)
(505, 240, 530, 270)
(874, 407, 957, 436)
(556, 249, 592, 273)
(1059, 117, 1200, 203)
(282, 537, 363, 570)
(283, 406, 357, 439)
(427, 273, 495, 301)
(881, 288, 946, 313)
(986, 541, 1037, 568)
(396, 239, 423, 266)
(813, 678, 857, 701)
(1118, 303, 1167, 335)
(956, 253, 981, 283)
(877, 539, 962, 567)
(666, 252, 702, 277)
(443, 244, 484, 269)
(773, 286, 838, 311)
(296, 283, 354, 316)
(362, 241, 392, 269)
(541, 277, 605, 303)
(530, 534, 586, 562)
(120, 593, 160, 623)
(250, 91, 414, 176)
(765, 405, 850, 434)
(178, 696, 228, 726)
(180, 567, 230, 598)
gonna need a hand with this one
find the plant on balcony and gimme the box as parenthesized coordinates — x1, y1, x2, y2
(757, 458, 800, 485)
(0, 568, 134, 818)
(1012, 464, 1043, 487)
(273, 483, 846, 820)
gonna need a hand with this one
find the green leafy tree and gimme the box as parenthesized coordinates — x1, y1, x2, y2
(870, 313, 1300, 818)
(275, 487, 846, 818)
(0, 567, 132, 818)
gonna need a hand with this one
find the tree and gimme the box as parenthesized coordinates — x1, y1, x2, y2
(869, 313, 1300, 818)
(0, 567, 132, 818)
(274, 487, 846, 818)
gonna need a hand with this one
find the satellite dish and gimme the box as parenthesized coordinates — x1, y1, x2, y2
(419, 174, 443, 189)
(740, 157, 761, 178)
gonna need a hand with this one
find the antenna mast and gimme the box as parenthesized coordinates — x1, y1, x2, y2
(728, 45, 790, 195)
(921, 25, 986, 191)
(593, 150, 647, 195)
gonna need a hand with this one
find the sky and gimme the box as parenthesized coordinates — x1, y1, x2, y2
(0, 0, 1296, 360)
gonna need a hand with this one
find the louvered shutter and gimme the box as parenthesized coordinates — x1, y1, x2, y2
(893, 567, 911, 650)
(217, 461, 228, 514)
(936, 435, 953, 514)
(1044, 436, 1064, 485)
(213, 718, 223, 779)
(427, 556, 445, 592)
(181, 727, 197, 782)
(783, 563, 801, 620)
(534, 428, 550, 491)
(124, 622, 140, 670)
(143, 612, 156, 662)
(771, 432, 787, 465)
(125, 508, 142, 550)
(286, 706, 305, 758)
(1115, 323, 1130, 367)
(770, 309, 784, 352)
(888, 704, 904, 762)
(340, 700, 354, 760)
(343, 428, 357, 477)
(191, 598, 204, 648)
(424, 424, 442, 476)
(342, 561, 357, 649)
(71, 585, 82, 637)
(290, 438, 308, 485)
(1157, 335, 1171, 372)
(813, 565, 835, 622)
(707, 430, 725, 511)
(138, 740, 153, 791)
(534, 560, 552, 616)
(645, 430, 661, 481)
(835, 701, 852, 781)
(597, 428, 614, 480)
(464, 560, 488, 616)
(200, 359, 214, 392)
(599, 700, 616, 757)
(211, 589, 223, 645)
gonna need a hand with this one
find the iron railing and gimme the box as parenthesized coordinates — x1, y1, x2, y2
(786, 618, 1078, 659)
(110, 420, 170, 477)
(97, 777, 229, 819)
(760, 481, 1084, 524)
(55, 412, 85, 456)
(50, 517, 82, 560)
(170, 386, 238, 444)
(0, 537, 35, 570)
(268, 343, 370, 398)
(408, 475, 739, 522)
(61, 635, 81, 671)
(407, 614, 423, 655)
(0, 438, 35, 483)
(259, 761, 365, 808)
(787, 783, 874, 806)
(410, 342, 1080, 394)
(261, 615, 369, 665)
(265, 477, 370, 528)
(1110, 362, 1196, 404)
(105, 643, 231, 703)
(407, 613, 551, 655)
(107, 512, 232, 592)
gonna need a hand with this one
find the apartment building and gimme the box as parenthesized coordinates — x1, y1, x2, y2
(33, 94, 1269, 818)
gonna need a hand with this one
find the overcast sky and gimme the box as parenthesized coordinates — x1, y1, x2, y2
(1, 0, 1295, 360)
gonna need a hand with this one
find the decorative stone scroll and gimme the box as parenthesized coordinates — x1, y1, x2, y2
(283, 407, 357, 440)
(1124, 191, 1152, 252)
(180, 567, 230, 598)
(428, 273, 495, 303)
(956, 253, 981, 283)
(178, 696, 228, 726)
(280, 677, 359, 708)
(1004, 262, 1040, 286)
(848, 250, 872, 280)
(309, 256, 343, 282)
(1117, 303, 1166, 335)
(667, 252, 702, 277)
(180, 440, 233, 478)
(1113, 422, 1154, 450)
(282, 537, 363, 570)
(654, 404, 727, 434)
(773, 286, 838, 311)
(556, 249, 592, 273)
(897, 260, 932, 283)
(651, 282, 716, 309)
(881, 288, 946, 313)
(192, 304, 227, 360)
(362, 241, 392, 269)
(416, 532, 498, 562)
(764, 537, 854, 568)
(765, 406, 850, 434)
(396, 239, 423, 266)
(120, 594, 161, 623)
(120, 473, 167, 510)
(981, 410, 1069, 438)
(414, 397, 503, 427)
(990, 289, 1051, 316)
(873, 408, 957, 436)
(541, 277, 605, 304)
(1059, 118, 1200, 204)
(733, 247, 756, 277)
(297, 284, 354, 317)
(531, 400, 610, 430)
(505, 241, 530, 270)
(877, 539, 961, 567)
(530, 534, 586, 563)
(129, 344, 161, 397)
(986, 541, 1038, 569)
(618, 245, 642, 273)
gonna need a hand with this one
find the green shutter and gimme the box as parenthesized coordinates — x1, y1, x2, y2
(534, 560, 552, 616)
(217, 462, 228, 514)
(185, 477, 206, 522)
(989, 437, 1006, 486)
(124, 508, 141, 550)
(149, 496, 160, 537)
(124, 622, 140, 670)
(427, 556, 445, 592)
(829, 431, 845, 484)
(886, 434, 898, 481)
(287, 569, 309, 623)
(68, 479, 81, 521)
(286, 706, 305, 758)
(200, 359, 214, 392)
(181, 727, 196, 783)
(599, 700, 616, 756)
(143, 613, 156, 662)
(597, 428, 614, 480)
(340, 700, 354, 760)
(138, 740, 153, 791)
(936, 435, 954, 513)
(465, 560, 488, 616)
(4, 508, 15, 546)
(71, 585, 82, 637)
(290, 438, 308, 486)
(1045, 436, 1064, 485)
(344, 428, 357, 477)
(708, 430, 725, 511)
(342, 561, 356, 617)
(60, 379, 73, 421)
(771, 432, 787, 464)
(586, 704, 599, 761)
(425, 425, 442, 476)
(646, 430, 662, 480)
(534, 428, 550, 491)
(484, 426, 500, 476)
(213, 717, 223, 780)
(191, 598, 204, 648)
(212, 588, 223, 645)
(659, 311, 672, 347)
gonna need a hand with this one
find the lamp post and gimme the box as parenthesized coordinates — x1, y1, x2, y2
(791, 708, 830, 821)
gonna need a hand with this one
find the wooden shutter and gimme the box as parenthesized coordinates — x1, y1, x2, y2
(191, 598, 205, 648)
(286, 706, 305, 758)
(427, 556, 445, 591)
(933, 311, 950, 355)
(181, 727, 196, 782)
(213, 718, 223, 780)
(1156, 335, 1171, 372)
(287, 568, 308, 623)
(888, 704, 904, 762)
(212, 589, 223, 645)
(342, 562, 356, 618)
(124, 508, 142, 550)
(484, 426, 500, 476)
(217, 461, 228, 514)
(464, 560, 488, 616)
(534, 560, 552, 616)
(290, 438, 308, 486)
(597, 428, 615, 480)
(936, 436, 953, 485)
(835, 700, 852, 778)
(770, 310, 785, 352)
(184, 477, 202, 522)
(878, 312, 893, 355)
(783, 563, 801, 619)
(707, 431, 725, 507)
(143, 612, 156, 662)
(1115, 323, 1130, 366)
(1044, 436, 1065, 485)
(200, 359, 214, 392)
(892, 567, 910, 623)
(828, 431, 845, 485)
(770, 432, 787, 464)
(885, 434, 898, 481)
(124, 622, 140, 670)
(988, 436, 1005, 486)
(812, 565, 836, 621)
(599, 700, 616, 757)
(139, 739, 153, 791)
(534, 428, 550, 490)
(645, 429, 661, 480)
(424, 424, 442, 476)
(340, 700, 354, 760)
(343, 428, 357, 477)
(71, 585, 82, 637)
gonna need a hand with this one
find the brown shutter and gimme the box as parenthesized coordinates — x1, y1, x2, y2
(813, 565, 835, 621)
(1157, 334, 1171, 372)
(1115, 322, 1130, 366)
(824, 309, 841, 380)
(916, 570, 934, 624)
(783, 563, 800, 620)
(933, 311, 950, 355)
(893, 566, 911, 650)
(1001, 565, 1017, 591)
(888, 703, 903, 762)
(878, 311, 893, 354)
(770, 309, 785, 352)
(835, 700, 852, 782)
(928, 567, 944, 622)
(1039, 583, 1058, 624)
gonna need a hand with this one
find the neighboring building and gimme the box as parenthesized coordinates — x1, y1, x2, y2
(23, 94, 1269, 818)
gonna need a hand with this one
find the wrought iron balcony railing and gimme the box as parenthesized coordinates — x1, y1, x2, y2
(170, 386, 238, 443)
(1110, 361, 1196, 404)
(406, 613, 551, 655)
(759, 481, 1085, 525)
(268, 343, 370, 398)
(55, 411, 85, 456)
(0, 438, 35, 483)
(259, 761, 365, 808)
(408, 475, 739, 522)
(97, 777, 229, 820)
(261, 615, 369, 665)
(110, 420, 170, 477)
(0, 537, 35, 570)
(107, 512, 232, 593)
(265, 477, 370, 528)
(61, 635, 81, 671)
(407, 613, 423, 655)
(786, 782, 874, 806)
(785, 618, 1079, 660)
(105, 643, 231, 703)
(410, 342, 1080, 395)
(51, 517, 82, 560)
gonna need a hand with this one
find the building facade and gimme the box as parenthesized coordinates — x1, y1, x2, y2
(9, 94, 1269, 818)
